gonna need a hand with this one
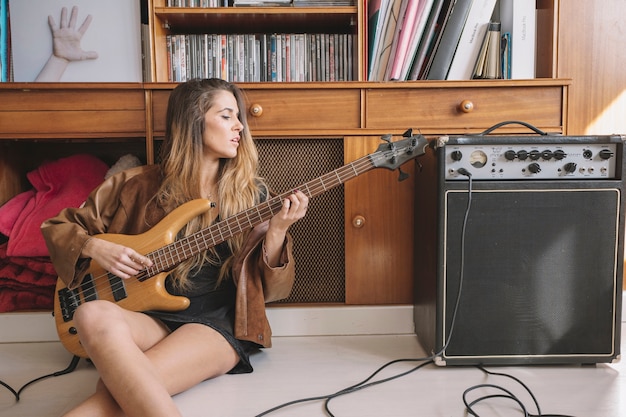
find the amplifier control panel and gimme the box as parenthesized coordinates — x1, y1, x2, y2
(442, 142, 619, 180)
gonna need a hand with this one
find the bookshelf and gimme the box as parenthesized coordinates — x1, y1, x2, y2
(148, 0, 365, 82)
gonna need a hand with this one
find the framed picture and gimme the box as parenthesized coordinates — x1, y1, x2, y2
(10, 0, 142, 82)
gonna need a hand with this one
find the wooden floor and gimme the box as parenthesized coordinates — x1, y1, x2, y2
(1, 323, 625, 417)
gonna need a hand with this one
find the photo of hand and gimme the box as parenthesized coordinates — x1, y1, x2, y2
(35, 6, 99, 82)
(10, 0, 142, 82)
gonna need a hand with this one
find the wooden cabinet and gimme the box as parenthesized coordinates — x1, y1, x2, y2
(0, 80, 569, 306)
(1, 0, 581, 307)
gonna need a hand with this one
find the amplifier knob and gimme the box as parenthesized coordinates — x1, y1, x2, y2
(517, 150, 529, 160)
(599, 149, 614, 160)
(529, 150, 541, 160)
(541, 150, 554, 160)
(554, 150, 567, 160)
(528, 163, 541, 174)
(451, 150, 463, 161)
(504, 150, 516, 160)
(564, 162, 577, 173)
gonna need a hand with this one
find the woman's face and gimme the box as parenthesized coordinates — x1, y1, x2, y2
(201, 90, 244, 160)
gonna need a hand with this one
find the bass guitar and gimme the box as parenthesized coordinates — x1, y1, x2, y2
(54, 132, 428, 357)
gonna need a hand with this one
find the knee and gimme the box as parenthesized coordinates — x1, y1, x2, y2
(73, 300, 123, 346)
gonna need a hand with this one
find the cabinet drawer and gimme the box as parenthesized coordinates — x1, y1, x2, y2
(365, 86, 564, 132)
(244, 89, 361, 132)
(152, 88, 361, 134)
(0, 89, 145, 138)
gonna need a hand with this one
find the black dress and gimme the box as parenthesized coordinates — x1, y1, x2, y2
(144, 241, 258, 374)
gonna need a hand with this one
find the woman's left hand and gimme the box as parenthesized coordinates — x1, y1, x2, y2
(268, 190, 309, 233)
(264, 190, 309, 267)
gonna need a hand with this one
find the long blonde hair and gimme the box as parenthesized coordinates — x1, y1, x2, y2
(156, 78, 264, 289)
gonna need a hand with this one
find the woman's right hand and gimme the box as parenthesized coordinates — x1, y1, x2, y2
(82, 237, 153, 279)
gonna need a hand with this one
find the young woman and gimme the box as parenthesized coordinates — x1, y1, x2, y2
(41, 78, 309, 417)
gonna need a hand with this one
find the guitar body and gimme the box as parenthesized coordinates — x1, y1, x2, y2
(54, 199, 213, 358)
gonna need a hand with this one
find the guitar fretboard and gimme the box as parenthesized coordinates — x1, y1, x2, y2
(142, 152, 377, 278)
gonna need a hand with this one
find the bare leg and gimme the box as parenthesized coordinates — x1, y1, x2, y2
(62, 379, 123, 417)
(61, 300, 239, 417)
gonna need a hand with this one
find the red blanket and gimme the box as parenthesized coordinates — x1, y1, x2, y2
(0, 154, 108, 257)
(0, 243, 57, 312)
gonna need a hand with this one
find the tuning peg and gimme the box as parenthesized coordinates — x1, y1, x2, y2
(402, 128, 413, 138)
(381, 134, 392, 143)
(398, 168, 409, 181)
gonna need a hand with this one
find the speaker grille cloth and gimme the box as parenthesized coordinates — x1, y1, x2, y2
(443, 189, 619, 357)
(257, 138, 345, 303)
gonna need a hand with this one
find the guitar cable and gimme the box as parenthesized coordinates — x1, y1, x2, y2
(0, 355, 80, 402)
(254, 164, 475, 417)
(255, 167, 578, 417)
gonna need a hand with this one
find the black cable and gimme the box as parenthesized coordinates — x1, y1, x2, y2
(254, 168, 476, 417)
(0, 355, 81, 402)
(322, 360, 433, 417)
(464, 384, 531, 417)
(463, 366, 578, 417)
(0, 379, 19, 401)
(254, 360, 434, 417)
(477, 366, 542, 415)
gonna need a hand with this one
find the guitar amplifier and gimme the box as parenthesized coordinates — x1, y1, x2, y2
(414, 124, 625, 365)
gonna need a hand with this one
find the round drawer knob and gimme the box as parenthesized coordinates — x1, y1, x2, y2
(459, 100, 474, 113)
(249, 103, 263, 117)
(352, 215, 366, 228)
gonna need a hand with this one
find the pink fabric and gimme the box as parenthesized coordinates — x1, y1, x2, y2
(0, 154, 108, 257)
(0, 190, 35, 237)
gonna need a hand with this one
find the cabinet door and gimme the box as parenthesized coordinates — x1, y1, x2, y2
(344, 136, 415, 304)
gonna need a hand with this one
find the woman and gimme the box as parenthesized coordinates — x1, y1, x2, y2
(41, 78, 309, 417)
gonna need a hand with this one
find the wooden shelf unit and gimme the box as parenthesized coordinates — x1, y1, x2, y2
(0, 0, 586, 306)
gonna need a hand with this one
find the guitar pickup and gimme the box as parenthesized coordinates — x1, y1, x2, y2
(107, 273, 128, 302)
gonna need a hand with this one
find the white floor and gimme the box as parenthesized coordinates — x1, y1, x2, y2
(1, 323, 625, 417)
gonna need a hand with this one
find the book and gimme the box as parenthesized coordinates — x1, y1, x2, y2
(0, 0, 9, 82)
(367, 0, 384, 77)
(446, 0, 497, 80)
(501, 31, 511, 79)
(385, 0, 436, 81)
(408, 0, 453, 80)
(383, 0, 412, 80)
(397, 0, 434, 80)
(472, 21, 500, 79)
(425, 0, 474, 80)
(369, 0, 402, 81)
(500, 0, 536, 79)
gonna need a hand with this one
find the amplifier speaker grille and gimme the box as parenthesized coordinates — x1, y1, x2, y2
(443, 188, 620, 360)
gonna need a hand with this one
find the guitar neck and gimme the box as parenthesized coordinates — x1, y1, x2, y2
(146, 152, 378, 275)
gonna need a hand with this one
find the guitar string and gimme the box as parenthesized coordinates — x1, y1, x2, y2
(58, 145, 416, 312)
(58, 150, 390, 311)
(58, 148, 404, 312)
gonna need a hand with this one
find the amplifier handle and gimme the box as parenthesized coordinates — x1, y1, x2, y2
(477, 120, 548, 136)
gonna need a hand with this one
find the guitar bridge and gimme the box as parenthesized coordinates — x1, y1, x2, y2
(57, 287, 81, 322)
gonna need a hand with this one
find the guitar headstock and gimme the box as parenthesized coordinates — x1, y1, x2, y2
(371, 129, 429, 171)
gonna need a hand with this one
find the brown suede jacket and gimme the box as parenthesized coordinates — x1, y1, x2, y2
(41, 165, 295, 348)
